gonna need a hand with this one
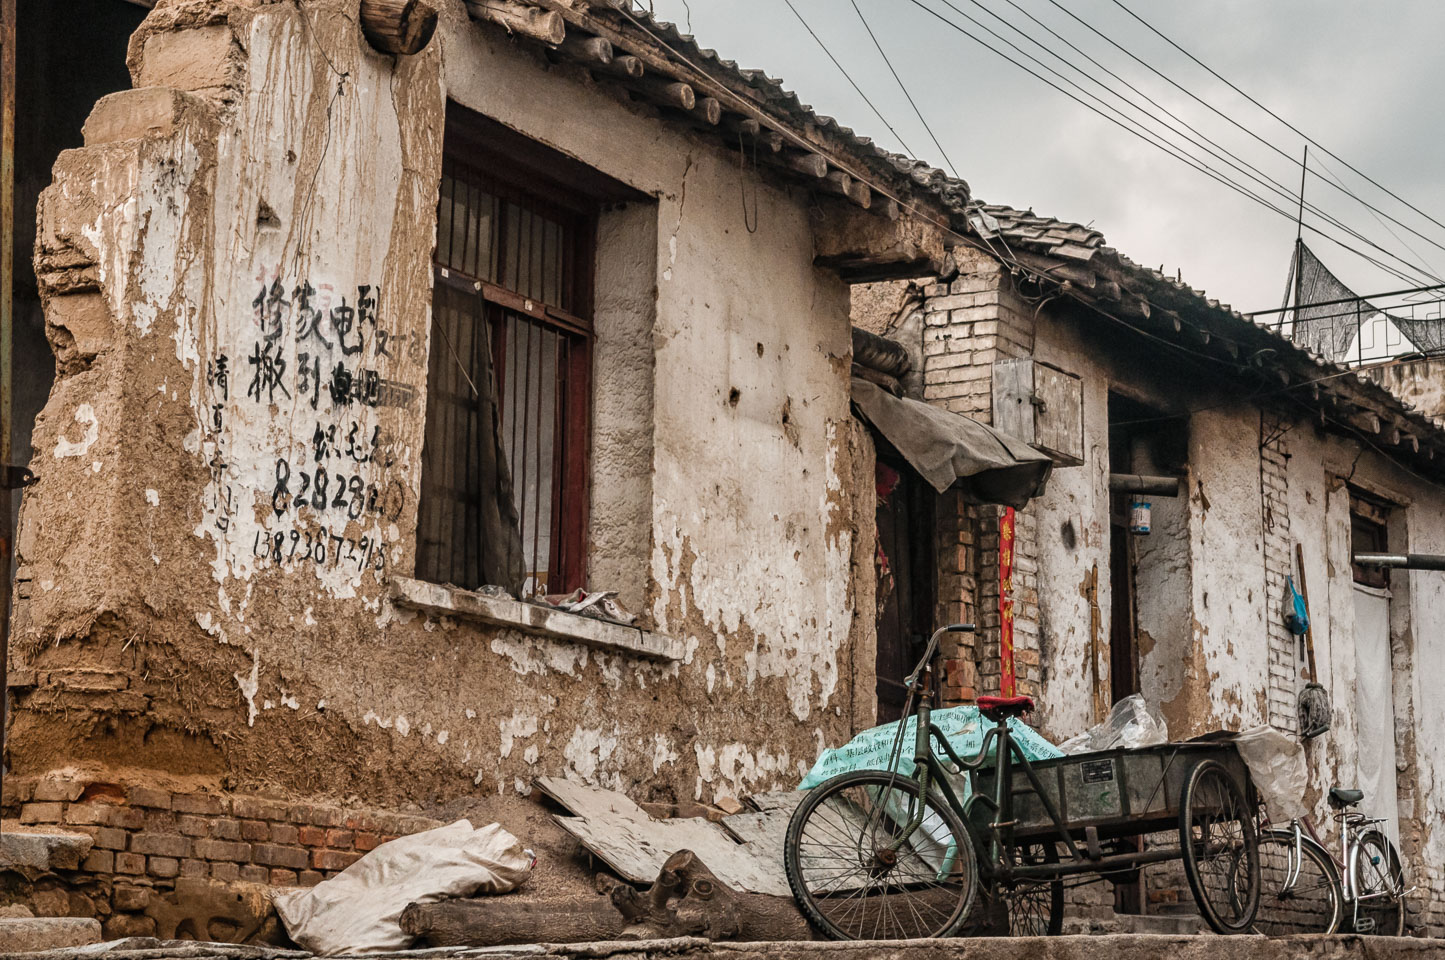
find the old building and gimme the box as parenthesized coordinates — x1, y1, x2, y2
(0, 0, 1034, 933)
(858, 204, 1445, 932)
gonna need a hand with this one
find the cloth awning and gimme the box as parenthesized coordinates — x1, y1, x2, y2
(850, 379, 1052, 509)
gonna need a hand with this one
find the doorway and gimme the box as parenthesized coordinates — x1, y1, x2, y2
(873, 455, 936, 724)
(1350, 494, 1400, 848)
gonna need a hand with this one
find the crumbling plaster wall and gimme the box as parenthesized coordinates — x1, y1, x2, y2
(1025, 305, 1268, 741)
(8, 0, 868, 814)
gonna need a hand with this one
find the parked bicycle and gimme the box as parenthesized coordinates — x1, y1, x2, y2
(1254, 787, 1408, 936)
(783, 624, 1261, 940)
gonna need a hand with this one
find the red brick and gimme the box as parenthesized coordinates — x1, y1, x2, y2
(131, 833, 191, 858)
(20, 802, 64, 824)
(289, 803, 346, 828)
(298, 870, 324, 886)
(142, 809, 177, 833)
(239, 820, 269, 842)
(101, 805, 145, 830)
(148, 856, 180, 878)
(252, 844, 309, 870)
(128, 786, 172, 809)
(177, 815, 210, 837)
(324, 829, 353, 849)
(193, 838, 250, 862)
(231, 796, 289, 821)
(353, 832, 382, 852)
(311, 849, 361, 871)
(172, 793, 225, 816)
(34, 779, 85, 802)
(94, 827, 128, 850)
(344, 812, 387, 833)
(298, 825, 327, 847)
(115, 852, 145, 875)
(65, 803, 108, 825)
(179, 858, 209, 878)
(239, 864, 268, 883)
(269, 823, 299, 845)
(83, 849, 115, 873)
(210, 819, 241, 841)
(210, 862, 240, 882)
(269, 868, 299, 886)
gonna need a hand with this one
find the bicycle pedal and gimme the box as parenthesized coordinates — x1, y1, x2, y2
(1356, 918, 1376, 933)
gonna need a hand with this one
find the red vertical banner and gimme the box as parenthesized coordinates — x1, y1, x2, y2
(998, 507, 1017, 697)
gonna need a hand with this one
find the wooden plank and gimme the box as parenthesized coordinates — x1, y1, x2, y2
(535, 777, 790, 896)
(743, 790, 804, 813)
(1034, 362, 1084, 466)
(990, 357, 1036, 445)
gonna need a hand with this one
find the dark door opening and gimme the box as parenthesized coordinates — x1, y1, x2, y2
(874, 454, 936, 724)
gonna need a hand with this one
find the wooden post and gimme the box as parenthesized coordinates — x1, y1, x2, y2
(634, 78, 694, 112)
(560, 34, 612, 66)
(360, 0, 438, 56)
(693, 96, 721, 126)
(784, 152, 827, 179)
(465, 0, 566, 45)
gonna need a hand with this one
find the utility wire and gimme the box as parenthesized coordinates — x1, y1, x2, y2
(1107, 0, 1445, 239)
(906, 0, 1437, 287)
(953, 0, 1445, 283)
(848, 0, 960, 178)
(780, 0, 919, 159)
(1041, 0, 1445, 258)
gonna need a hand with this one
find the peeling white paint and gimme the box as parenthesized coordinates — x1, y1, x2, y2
(498, 711, 538, 759)
(53, 404, 99, 458)
(235, 649, 260, 727)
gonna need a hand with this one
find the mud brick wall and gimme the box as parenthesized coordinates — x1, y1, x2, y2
(2, 776, 441, 936)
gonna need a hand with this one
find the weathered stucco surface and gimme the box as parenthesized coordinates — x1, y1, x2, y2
(10, 0, 872, 815)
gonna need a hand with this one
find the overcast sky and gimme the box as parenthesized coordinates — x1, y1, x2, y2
(647, 0, 1445, 316)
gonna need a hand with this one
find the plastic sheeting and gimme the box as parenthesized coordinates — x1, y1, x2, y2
(1058, 694, 1168, 754)
(800, 705, 1063, 791)
(273, 820, 533, 955)
(1233, 725, 1309, 823)
(1353, 583, 1401, 848)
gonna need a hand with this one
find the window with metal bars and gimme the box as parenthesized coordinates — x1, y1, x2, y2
(417, 115, 596, 598)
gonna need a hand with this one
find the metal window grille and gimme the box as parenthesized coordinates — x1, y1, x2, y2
(418, 154, 591, 596)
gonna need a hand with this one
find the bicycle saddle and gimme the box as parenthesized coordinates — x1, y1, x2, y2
(977, 694, 1034, 721)
(1329, 787, 1364, 807)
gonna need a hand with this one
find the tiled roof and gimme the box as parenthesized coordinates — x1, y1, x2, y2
(963, 202, 1445, 474)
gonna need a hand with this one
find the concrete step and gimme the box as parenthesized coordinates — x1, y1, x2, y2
(1062, 912, 1207, 936)
(0, 917, 102, 952)
(0, 826, 94, 871)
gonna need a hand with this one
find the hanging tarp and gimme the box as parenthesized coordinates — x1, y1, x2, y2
(850, 379, 1052, 509)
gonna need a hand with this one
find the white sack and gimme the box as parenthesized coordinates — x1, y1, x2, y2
(273, 819, 532, 955)
(1234, 725, 1309, 823)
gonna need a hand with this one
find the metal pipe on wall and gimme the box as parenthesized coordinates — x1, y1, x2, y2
(1353, 553, 1445, 571)
(1107, 473, 1181, 497)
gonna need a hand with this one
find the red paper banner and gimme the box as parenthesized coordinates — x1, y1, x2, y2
(999, 507, 1017, 698)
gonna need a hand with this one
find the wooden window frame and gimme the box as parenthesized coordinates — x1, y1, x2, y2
(423, 108, 611, 595)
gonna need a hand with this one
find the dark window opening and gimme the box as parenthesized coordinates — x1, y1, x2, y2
(1350, 493, 1391, 589)
(418, 106, 639, 596)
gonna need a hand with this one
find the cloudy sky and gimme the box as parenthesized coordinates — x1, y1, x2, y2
(647, 0, 1445, 316)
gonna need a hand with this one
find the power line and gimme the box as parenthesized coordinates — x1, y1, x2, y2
(957, 0, 1445, 282)
(1040, 0, 1445, 260)
(905, 0, 1437, 287)
(1246, 283, 1445, 317)
(848, 0, 960, 178)
(1107, 0, 1445, 239)
(938, 0, 1443, 285)
(779, 0, 920, 159)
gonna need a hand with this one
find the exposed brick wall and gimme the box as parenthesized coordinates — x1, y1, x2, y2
(1259, 413, 1297, 733)
(2, 775, 441, 933)
(921, 249, 1041, 704)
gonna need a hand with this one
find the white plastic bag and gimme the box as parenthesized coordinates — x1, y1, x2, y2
(1059, 694, 1169, 754)
(1233, 725, 1309, 823)
(273, 819, 532, 955)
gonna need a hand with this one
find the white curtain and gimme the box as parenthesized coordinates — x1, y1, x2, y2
(1352, 583, 1400, 848)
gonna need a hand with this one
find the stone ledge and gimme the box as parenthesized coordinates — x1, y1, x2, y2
(387, 577, 685, 662)
(0, 827, 95, 871)
(0, 917, 101, 952)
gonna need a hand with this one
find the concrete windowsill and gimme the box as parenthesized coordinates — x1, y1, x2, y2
(387, 577, 684, 662)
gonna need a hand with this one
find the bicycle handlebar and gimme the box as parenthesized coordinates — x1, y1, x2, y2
(903, 624, 978, 688)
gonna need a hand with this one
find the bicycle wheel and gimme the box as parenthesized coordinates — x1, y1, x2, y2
(1253, 829, 1342, 935)
(784, 769, 978, 940)
(1179, 759, 1260, 933)
(1351, 829, 1406, 936)
(998, 841, 1064, 936)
